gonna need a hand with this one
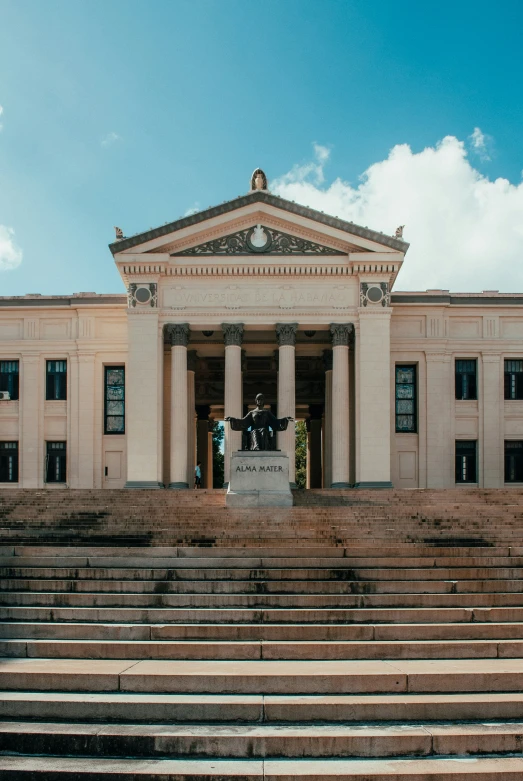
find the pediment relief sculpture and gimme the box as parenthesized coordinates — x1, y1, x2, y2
(171, 225, 346, 257)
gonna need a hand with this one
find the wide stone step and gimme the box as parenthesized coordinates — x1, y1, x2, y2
(5, 578, 523, 594)
(5, 637, 523, 660)
(1, 720, 523, 759)
(3, 605, 523, 623)
(4, 691, 523, 723)
(3, 591, 523, 609)
(4, 621, 523, 641)
(3, 658, 523, 694)
(1, 754, 523, 779)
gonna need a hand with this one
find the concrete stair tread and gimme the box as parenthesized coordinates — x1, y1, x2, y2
(6, 638, 523, 660)
(4, 690, 523, 723)
(1, 720, 523, 759)
(1, 754, 523, 779)
(3, 657, 523, 693)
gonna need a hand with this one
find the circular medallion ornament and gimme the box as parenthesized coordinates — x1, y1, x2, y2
(135, 286, 152, 304)
(246, 224, 272, 253)
(366, 285, 384, 304)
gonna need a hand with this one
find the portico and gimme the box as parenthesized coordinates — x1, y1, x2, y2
(115, 172, 404, 490)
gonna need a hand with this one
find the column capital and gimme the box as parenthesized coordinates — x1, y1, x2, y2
(221, 322, 244, 347)
(276, 322, 298, 346)
(166, 323, 190, 347)
(330, 323, 354, 347)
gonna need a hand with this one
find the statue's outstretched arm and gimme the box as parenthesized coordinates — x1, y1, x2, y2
(267, 411, 294, 432)
(224, 411, 252, 431)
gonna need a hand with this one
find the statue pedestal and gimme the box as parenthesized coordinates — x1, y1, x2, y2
(226, 451, 293, 508)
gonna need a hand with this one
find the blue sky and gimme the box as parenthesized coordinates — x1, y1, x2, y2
(1, 0, 523, 295)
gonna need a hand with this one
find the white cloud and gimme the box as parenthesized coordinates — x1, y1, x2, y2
(272, 136, 523, 292)
(184, 203, 201, 216)
(278, 143, 331, 187)
(0, 105, 3, 131)
(469, 126, 492, 162)
(0, 226, 23, 271)
(101, 132, 120, 147)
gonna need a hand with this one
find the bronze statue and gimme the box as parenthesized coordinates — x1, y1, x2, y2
(225, 393, 293, 451)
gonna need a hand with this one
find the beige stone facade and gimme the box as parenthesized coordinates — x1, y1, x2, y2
(1, 186, 523, 490)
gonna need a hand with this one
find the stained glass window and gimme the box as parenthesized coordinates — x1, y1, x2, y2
(104, 367, 125, 434)
(455, 440, 477, 483)
(395, 365, 417, 433)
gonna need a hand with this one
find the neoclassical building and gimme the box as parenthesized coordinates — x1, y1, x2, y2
(1, 170, 523, 490)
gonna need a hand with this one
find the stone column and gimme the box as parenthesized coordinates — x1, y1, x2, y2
(323, 349, 333, 488)
(276, 323, 298, 486)
(20, 354, 41, 488)
(222, 323, 244, 487)
(125, 310, 163, 488)
(482, 353, 503, 487)
(196, 405, 212, 489)
(355, 307, 392, 488)
(167, 323, 190, 489)
(307, 404, 323, 489)
(186, 350, 197, 487)
(425, 352, 453, 487)
(330, 324, 352, 488)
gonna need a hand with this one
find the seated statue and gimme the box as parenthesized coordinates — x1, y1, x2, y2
(225, 393, 293, 451)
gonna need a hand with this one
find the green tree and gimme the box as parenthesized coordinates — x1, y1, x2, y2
(295, 420, 307, 489)
(212, 420, 225, 488)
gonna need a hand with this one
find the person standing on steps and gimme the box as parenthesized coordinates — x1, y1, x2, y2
(194, 461, 202, 489)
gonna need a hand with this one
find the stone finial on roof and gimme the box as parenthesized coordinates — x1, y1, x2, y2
(395, 225, 405, 239)
(250, 168, 268, 192)
(114, 226, 124, 240)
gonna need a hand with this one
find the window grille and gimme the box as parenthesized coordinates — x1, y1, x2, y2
(505, 441, 523, 483)
(46, 360, 67, 400)
(0, 441, 18, 482)
(504, 360, 523, 400)
(45, 441, 66, 483)
(104, 367, 125, 434)
(0, 360, 19, 400)
(455, 440, 477, 483)
(395, 365, 417, 432)
(455, 359, 477, 400)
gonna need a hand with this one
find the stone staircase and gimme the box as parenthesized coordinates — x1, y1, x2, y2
(1, 491, 523, 777)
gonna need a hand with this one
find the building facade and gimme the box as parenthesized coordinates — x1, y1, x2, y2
(1, 174, 523, 490)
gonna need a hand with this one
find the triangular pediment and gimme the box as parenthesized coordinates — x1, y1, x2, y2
(109, 191, 409, 258)
(171, 224, 346, 257)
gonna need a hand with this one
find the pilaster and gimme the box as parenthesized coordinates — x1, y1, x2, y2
(20, 354, 41, 488)
(425, 351, 453, 488)
(125, 310, 163, 488)
(355, 308, 392, 488)
(482, 352, 503, 487)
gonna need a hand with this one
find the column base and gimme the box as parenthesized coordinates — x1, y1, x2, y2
(125, 481, 164, 489)
(331, 482, 352, 489)
(354, 481, 393, 489)
(169, 482, 190, 489)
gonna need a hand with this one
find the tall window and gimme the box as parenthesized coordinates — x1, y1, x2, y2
(0, 361, 19, 400)
(46, 360, 67, 400)
(46, 441, 66, 483)
(0, 442, 18, 483)
(455, 440, 477, 483)
(104, 367, 125, 434)
(395, 365, 417, 432)
(505, 441, 523, 483)
(455, 359, 477, 400)
(505, 360, 523, 400)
